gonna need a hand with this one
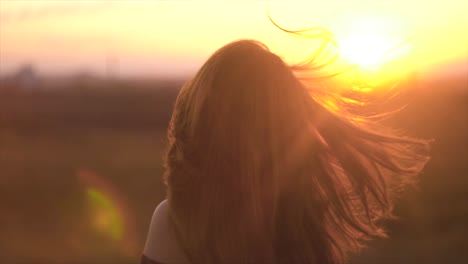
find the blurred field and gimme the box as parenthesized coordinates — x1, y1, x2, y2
(0, 77, 467, 263)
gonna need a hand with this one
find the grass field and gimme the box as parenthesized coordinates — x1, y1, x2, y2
(0, 77, 467, 263)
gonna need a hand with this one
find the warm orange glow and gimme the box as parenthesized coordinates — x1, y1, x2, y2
(0, 1, 466, 78)
(338, 18, 410, 69)
(324, 16, 417, 89)
(341, 35, 390, 67)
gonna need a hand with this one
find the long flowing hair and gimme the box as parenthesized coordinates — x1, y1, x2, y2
(162, 34, 430, 263)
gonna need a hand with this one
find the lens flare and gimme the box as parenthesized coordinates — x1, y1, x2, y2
(78, 168, 138, 257)
(86, 188, 124, 241)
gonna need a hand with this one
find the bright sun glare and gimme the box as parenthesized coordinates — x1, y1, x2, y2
(340, 34, 392, 66)
(337, 18, 411, 71)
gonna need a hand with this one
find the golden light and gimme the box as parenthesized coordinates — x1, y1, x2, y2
(0, 1, 466, 78)
(337, 18, 411, 72)
(340, 34, 391, 67)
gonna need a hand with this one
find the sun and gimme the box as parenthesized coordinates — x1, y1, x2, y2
(337, 18, 411, 70)
(340, 34, 391, 67)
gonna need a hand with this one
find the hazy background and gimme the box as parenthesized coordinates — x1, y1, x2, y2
(0, 1, 467, 263)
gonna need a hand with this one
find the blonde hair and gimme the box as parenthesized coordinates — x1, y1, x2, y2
(163, 39, 430, 264)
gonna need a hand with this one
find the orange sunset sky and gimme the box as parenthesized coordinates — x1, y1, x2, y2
(0, 0, 467, 79)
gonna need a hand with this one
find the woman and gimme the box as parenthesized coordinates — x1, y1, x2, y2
(141, 36, 430, 264)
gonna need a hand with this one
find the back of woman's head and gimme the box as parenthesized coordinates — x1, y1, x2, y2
(163, 39, 430, 264)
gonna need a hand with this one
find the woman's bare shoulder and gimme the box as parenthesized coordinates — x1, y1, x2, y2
(142, 199, 189, 264)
